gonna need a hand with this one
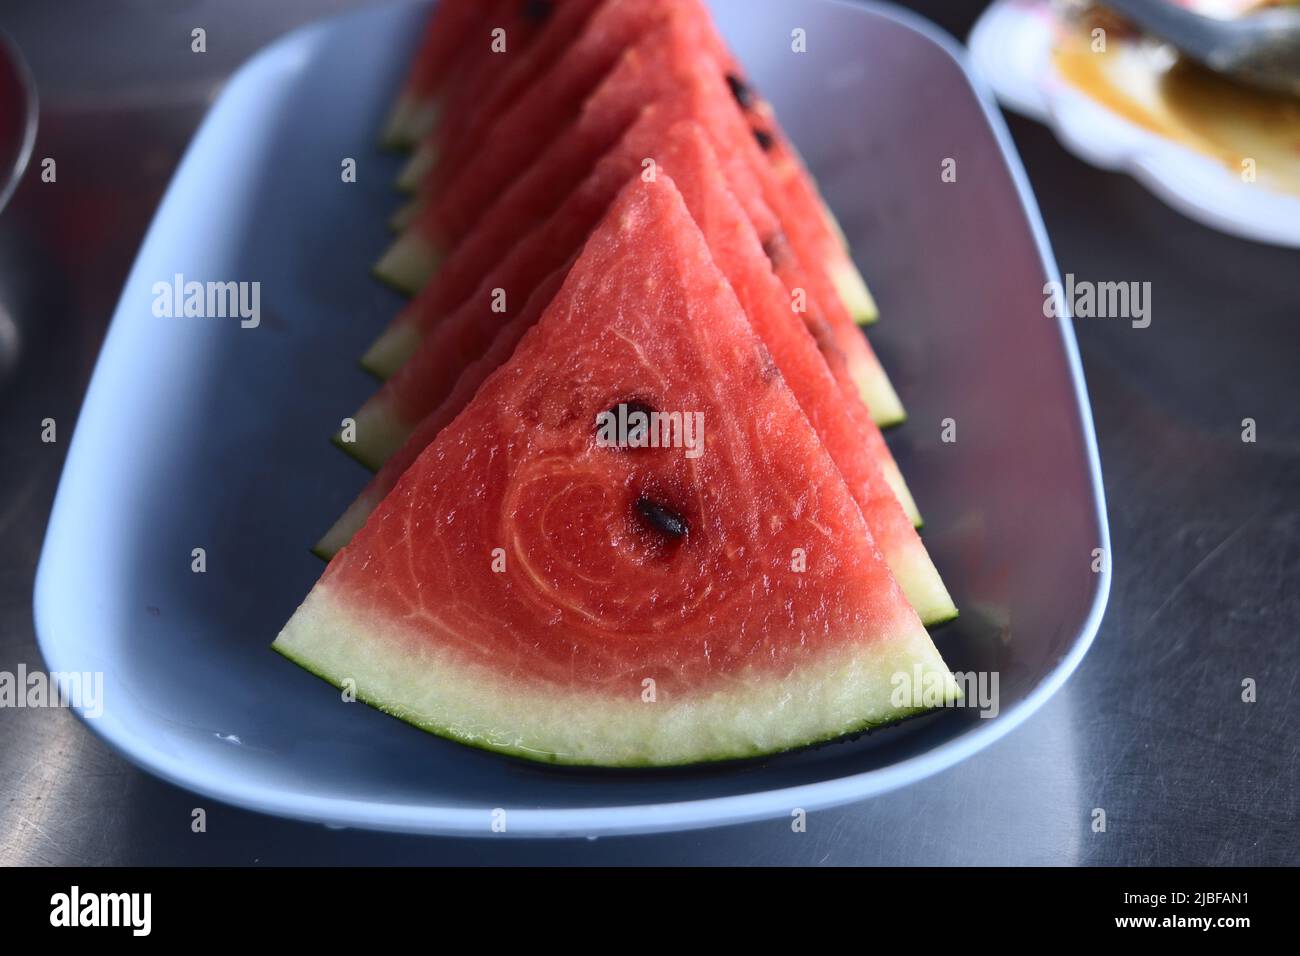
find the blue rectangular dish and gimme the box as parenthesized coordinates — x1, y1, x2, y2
(34, 0, 1110, 837)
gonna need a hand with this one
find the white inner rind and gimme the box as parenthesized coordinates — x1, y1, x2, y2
(388, 197, 425, 234)
(396, 142, 439, 194)
(879, 456, 922, 529)
(832, 257, 879, 324)
(890, 538, 958, 627)
(334, 406, 413, 471)
(313, 486, 384, 560)
(381, 95, 441, 150)
(406, 100, 442, 147)
(380, 94, 417, 149)
(361, 321, 424, 380)
(850, 354, 907, 428)
(273, 586, 961, 767)
(373, 232, 441, 294)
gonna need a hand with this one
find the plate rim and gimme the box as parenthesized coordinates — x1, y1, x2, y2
(33, 0, 1111, 838)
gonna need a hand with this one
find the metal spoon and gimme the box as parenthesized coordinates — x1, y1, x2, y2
(0, 28, 38, 214)
(1100, 0, 1300, 97)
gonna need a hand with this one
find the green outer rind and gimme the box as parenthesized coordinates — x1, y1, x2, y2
(926, 607, 960, 629)
(328, 430, 362, 465)
(876, 408, 907, 429)
(273, 590, 962, 768)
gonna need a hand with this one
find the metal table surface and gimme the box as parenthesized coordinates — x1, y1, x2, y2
(0, 0, 1295, 866)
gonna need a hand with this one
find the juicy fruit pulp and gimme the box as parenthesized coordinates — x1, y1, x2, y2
(278, 177, 958, 765)
(330, 117, 952, 625)
(370, 16, 902, 426)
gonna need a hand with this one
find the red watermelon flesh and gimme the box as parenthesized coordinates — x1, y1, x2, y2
(315, 266, 570, 561)
(363, 105, 875, 473)
(727, 84, 879, 323)
(387, 1, 874, 328)
(365, 119, 618, 379)
(381, 0, 497, 146)
(337, 120, 952, 624)
(356, 106, 763, 465)
(426, 0, 723, 201)
(368, 18, 734, 377)
(279, 175, 958, 766)
(370, 17, 904, 426)
(431, 1, 554, 142)
(749, 101, 880, 322)
(382, 0, 724, 271)
(411, 0, 607, 190)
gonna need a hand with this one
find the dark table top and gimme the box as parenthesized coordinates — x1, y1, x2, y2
(0, 0, 1295, 866)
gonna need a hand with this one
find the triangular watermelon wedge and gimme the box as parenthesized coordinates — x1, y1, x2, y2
(381, 0, 879, 325)
(370, 16, 903, 425)
(374, 0, 722, 288)
(379, 0, 496, 149)
(277, 175, 959, 766)
(351, 106, 907, 520)
(324, 120, 953, 624)
(419, 1, 554, 156)
(396, 0, 607, 192)
(738, 94, 879, 323)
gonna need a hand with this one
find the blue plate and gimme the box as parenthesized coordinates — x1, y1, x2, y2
(34, 0, 1110, 836)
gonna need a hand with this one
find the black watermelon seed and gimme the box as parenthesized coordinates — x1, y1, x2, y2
(804, 315, 839, 359)
(635, 497, 688, 539)
(753, 128, 775, 152)
(596, 399, 656, 445)
(726, 73, 755, 109)
(761, 232, 788, 266)
(615, 399, 656, 419)
(523, 0, 553, 23)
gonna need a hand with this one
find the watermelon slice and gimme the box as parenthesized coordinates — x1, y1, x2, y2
(355, 106, 903, 487)
(278, 175, 959, 766)
(369, 17, 904, 424)
(315, 267, 570, 561)
(330, 120, 952, 624)
(733, 86, 879, 324)
(383, 0, 879, 326)
(373, 0, 725, 288)
(431, 2, 554, 144)
(396, 0, 607, 193)
(379, 0, 491, 149)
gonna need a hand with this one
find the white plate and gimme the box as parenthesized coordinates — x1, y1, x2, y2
(969, 0, 1300, 248)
